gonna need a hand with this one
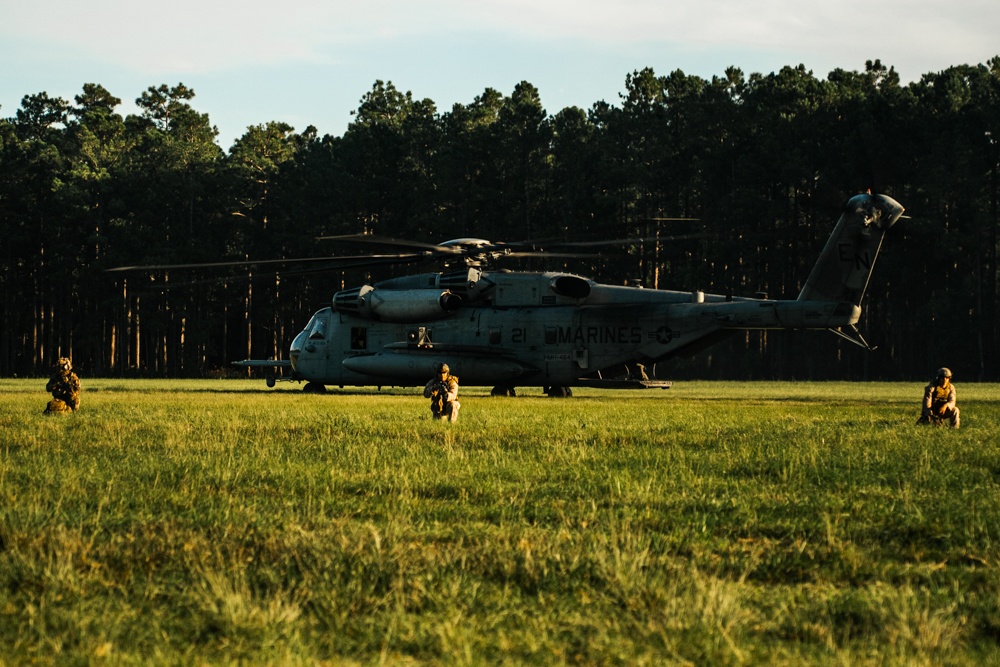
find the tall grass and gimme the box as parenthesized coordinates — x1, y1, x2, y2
(1, 379, 999, 664)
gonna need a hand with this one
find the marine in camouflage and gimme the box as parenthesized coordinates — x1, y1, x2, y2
(918, 367, 959, 428)
(424, 362, 461, 422)
(45, 357, 81, 414)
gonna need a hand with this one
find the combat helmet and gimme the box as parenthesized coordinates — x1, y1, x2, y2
(437, 363, 450, 374)
(57, 357, 72, 372)
(936, 367, 952, 378)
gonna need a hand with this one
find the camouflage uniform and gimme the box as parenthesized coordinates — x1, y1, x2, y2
(45, 358, 81, 414)
(918, 367, 959, 428)
(424, 363, 460, 422)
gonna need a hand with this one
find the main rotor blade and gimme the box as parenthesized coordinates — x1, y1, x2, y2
(275, 253, 438, 277)
(112, 254, 437, 290)
(542, 233, 709, 248)
(315, 233, 464, 254)
(106, 253, 428, 272)
(504, 251, 602, 259)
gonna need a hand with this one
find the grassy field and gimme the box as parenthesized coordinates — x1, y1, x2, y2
(1, 378, 999, 665)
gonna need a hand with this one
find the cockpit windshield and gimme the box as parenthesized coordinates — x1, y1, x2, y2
(306, 313, 328, 340)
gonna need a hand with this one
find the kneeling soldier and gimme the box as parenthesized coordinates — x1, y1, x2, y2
(918, 367, 959, 428)
(424, 363, 460, 422)
(45, 357, 81, 414)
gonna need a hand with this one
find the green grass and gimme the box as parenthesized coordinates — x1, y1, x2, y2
(2, 378, 999, 665)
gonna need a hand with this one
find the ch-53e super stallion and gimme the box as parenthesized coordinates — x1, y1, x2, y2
(227, 192, 903, 396)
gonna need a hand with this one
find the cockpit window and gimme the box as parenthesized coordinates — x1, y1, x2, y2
(308, 316, 327, 340)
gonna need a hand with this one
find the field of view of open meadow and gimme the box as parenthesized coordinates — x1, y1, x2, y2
(2, 378, 1000, 665)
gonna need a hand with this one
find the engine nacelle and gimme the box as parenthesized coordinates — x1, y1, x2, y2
(438, 268, 488, 300)
(333, 286, 461, 322)
(377, 269, 489, 300)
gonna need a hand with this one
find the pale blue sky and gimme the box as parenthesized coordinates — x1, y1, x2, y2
(2, 0, 997, 148)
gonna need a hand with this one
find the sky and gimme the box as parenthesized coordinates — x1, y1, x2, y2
(2, 0, 998, 149)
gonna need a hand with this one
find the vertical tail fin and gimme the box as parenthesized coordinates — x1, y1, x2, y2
(797, 193, 904, 304)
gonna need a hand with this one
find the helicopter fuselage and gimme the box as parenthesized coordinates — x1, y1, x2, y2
(289, 280, 862, 389)
(239, 192, 905, 392)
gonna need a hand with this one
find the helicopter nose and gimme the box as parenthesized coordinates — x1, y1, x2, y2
(290, 330, 308, 371)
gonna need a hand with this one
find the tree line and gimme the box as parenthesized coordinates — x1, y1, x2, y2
(2, 58, 999, 381)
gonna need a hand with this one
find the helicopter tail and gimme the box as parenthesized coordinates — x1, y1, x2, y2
(796, 193, 904, 305)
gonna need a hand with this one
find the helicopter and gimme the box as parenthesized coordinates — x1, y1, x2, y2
(226, 192, 904, 396)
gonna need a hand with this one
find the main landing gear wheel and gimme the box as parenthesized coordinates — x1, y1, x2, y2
(303, 382, 327, 394)
(544, 386, 573, 398)
(491, 385, 517, 397)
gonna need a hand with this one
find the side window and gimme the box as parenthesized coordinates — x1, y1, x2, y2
(489, 328, 501, 345)
(351, 327, 367, 350)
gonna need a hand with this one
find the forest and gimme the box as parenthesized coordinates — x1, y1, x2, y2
(2, 58, 999, 381)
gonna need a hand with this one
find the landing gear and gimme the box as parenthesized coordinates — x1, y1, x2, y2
(491, 385, 517, 397)
(303, 382, 327, 394)
(544, 386, 573, 398)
